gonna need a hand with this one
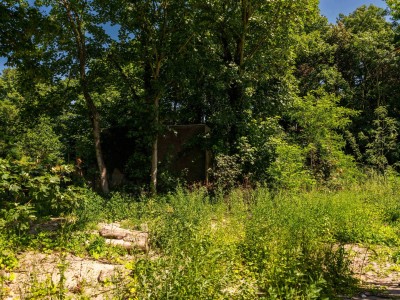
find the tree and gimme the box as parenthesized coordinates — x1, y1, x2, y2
(333, 6, 398, 114)
(58, 0, 110, 192)
(294, 14, 349, 97)
(0, 1, 40, 64)
(288, 89, 358, 183)
(365, 106, 398, 172)
(387, 0, 400, 20)
(191, 0, 319, 151)
(97, 0, 195, 193)
(0, 69, 22, 157)
(331, 6, 400, 165)
(3, 0, 109, 193)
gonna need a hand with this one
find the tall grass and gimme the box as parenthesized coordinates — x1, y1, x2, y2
(2, 177, 399, 299)
(106, 178, 400, 299)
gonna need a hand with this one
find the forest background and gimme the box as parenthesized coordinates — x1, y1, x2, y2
(1, 0, 400, 298)
(1, 0, 400, 194)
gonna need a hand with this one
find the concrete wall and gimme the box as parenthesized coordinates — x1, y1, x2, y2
(158, 124, 210, 183)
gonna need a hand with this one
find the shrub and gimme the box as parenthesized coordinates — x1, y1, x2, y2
(119, 185, 400, 299)
(288, 90, 359, 186)
(0, 158, 85, 221)
(365, 106, 398, 173)
(267, 138, 315, 191)
(14, 116, 65, 165)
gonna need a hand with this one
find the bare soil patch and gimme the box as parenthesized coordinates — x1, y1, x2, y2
(345, 244, 400, 300)
(1, 222, 149, 299)
(2, 251, 130, 299)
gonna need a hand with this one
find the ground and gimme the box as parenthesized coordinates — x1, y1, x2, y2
(3, 251, 129, 299)
(346, 244, 400, 300)
(2, 232, 400, 299)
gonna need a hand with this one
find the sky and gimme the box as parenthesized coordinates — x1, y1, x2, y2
(320, 0, 387, 23)
(0, 0, 390, 73)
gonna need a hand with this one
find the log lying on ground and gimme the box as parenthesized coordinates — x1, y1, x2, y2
(99, 225, 131, 240)
(105, 239, 135, 250)
(99, 223, 149, 252)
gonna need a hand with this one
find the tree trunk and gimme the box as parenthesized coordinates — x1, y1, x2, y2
(150, 95, 159, 195)
(62, 0, 109, 193)
(85, 94, 109, 194)
(144, 54, 161, 195)
(99, 223, 149, 252)
(221, 1, 250, 153)
(150, 126, 158, 195)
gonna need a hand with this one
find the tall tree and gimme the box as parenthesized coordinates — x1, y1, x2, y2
(387, 0, 400, 20)
(97, 0, 194, 193)
(296, 5, 400, 169)
(57, 0, 109, 193)
(332, 6, 398, 113)
(187, 0, 319, 152)
(37, 0, 110, 192)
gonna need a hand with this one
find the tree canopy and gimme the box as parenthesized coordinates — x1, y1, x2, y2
(1, 0, 399, 193)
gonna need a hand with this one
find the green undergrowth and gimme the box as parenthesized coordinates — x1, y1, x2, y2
(1, 177, 400, 299)
(102, 178, 400, 299)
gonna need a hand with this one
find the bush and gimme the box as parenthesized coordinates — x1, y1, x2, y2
(117, 184, 400, 299)
(240, 189, 356, 298)
(73, 188, 106, 227)
(211, 154, 242, 190)
(14, 116, 65, 165)
(0, 158, 85, 223)
(267, 138, 315, 191)
(2, 174, 398, 299)
(365, 106, 399, 173)
(288, 90, 359, 186)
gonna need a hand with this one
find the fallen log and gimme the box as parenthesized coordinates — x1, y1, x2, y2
(105, 239, 134, 250)
(99, 223, 149, 252)
(99, 226, 130, 240)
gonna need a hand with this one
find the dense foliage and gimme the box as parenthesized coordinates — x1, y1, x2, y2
(0, 1, 400, 298)
(1, 1, 399, 195)
(2, 180, 400, 299)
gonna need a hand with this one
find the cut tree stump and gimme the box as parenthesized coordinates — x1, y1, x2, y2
(98, 223, 149, 252)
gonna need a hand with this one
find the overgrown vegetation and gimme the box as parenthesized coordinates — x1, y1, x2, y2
(1, 178, 400, 299)
(1, 0, 400, 298)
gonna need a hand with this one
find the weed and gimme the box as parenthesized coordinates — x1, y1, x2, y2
(3, 177, 400, 299)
